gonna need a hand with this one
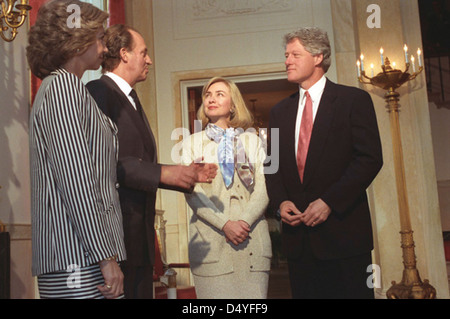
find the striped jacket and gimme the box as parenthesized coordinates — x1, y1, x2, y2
(29, 69, 126, 276)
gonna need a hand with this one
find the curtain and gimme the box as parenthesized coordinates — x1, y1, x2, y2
(108, 0, 125, 25)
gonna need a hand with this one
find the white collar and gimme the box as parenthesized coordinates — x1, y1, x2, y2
(105, 72, 133, 97)
(299, 75, 326, 104)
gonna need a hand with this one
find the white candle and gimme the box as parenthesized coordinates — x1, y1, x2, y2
(370, 63, 374, 77)
(411, 55, 416, 72)
(404, 44, 409, 64)
(380, 48, 384, 65)
(357, 61, 361, 77)
(417, 48, 422, 67)
(360, 54, 365, 71)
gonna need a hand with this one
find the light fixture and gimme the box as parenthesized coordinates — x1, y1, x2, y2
(357, 46, 436, 299)
(1, 0, 32, 42)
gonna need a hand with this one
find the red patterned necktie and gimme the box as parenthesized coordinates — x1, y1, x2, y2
(296, 91, 313, 183)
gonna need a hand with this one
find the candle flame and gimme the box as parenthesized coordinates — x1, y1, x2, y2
(404, 44, 408, 52)
(380, 47, 384, 54)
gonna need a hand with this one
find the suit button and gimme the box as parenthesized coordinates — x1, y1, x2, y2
(115, 182, 120, 189)
(250, 265, 253, 269)
(249, 252, 253, 256)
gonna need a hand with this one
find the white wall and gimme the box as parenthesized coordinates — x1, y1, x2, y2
(0, 26, 33, 298)
(0, 28, 30, 225)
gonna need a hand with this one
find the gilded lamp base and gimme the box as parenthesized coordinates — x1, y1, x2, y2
(385, 230, 437, 299)
(386, 269, 436, 299)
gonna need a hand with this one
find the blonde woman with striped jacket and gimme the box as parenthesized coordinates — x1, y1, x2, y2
(27, 0, 125, 299)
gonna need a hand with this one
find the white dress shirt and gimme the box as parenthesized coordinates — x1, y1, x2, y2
(105, 71, 137, 110)
(294, 75, 327, 157)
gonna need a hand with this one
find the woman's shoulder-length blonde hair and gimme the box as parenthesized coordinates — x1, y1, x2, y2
(26, 0, 109, 79)
(197, 77, 254, 130)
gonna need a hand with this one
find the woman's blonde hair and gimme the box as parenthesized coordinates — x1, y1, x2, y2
(197, 77, 254, 130)
(26, 0, 109, 79)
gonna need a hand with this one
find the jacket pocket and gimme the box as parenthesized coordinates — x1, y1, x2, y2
(250, 256, 271, 272)
(189, 223, 223, 266)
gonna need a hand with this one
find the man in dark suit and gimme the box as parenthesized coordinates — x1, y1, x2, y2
(87, 25, 217, 299)
(265, 27, 383, 299)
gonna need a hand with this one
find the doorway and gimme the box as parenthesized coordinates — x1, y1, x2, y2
(179, 72, 298, 134)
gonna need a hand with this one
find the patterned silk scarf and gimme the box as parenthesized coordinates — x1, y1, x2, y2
(205, 123, 254, 189)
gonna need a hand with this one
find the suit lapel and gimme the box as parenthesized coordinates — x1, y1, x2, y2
(302, 79, 338, 186)
(139, 109, 158, 162)
(101, 75, 157, 162)
(279, 93, 301, 180)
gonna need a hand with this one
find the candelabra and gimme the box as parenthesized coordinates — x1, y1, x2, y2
(0, 0, 32, 42)
(357, 46, 436, 299)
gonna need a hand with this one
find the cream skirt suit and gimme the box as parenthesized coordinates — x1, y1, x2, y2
(182, 130, 272, 299)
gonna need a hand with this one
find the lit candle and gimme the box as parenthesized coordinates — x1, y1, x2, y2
(357, 60, 361, 77)
(360, 54, 365, 71)
(417, 48, 422, 67)
(411, 55, 416, 72)
(370, 63, 374, 77)
(380, 48, 384, 65)
(392, 61, 396, 69)
(404, 44, 409, 64)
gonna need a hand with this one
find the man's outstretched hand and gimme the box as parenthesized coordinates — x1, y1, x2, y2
(190, 157, 218, 183)
(160, 159, 217, 192)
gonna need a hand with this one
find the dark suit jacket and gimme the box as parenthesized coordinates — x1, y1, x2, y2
(87, 75, 161, 267)
(265, 79, 383, 261)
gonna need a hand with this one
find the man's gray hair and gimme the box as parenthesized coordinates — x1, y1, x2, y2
(284, 27, 332, 73)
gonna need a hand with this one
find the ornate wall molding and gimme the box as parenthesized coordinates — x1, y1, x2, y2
(173, 0, 309, 39)
(191, 0, 294, 18)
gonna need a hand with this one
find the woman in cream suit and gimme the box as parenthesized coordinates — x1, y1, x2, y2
(182, 77, 272, 299)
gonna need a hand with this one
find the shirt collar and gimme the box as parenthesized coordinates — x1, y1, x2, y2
(105, 72, 133, 97)
(299, 75, 326, 104)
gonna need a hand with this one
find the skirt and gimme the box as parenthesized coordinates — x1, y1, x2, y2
(193, 240, 269, 299)
(191, 197, 270, 299)
(38, 264, 123, 299)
